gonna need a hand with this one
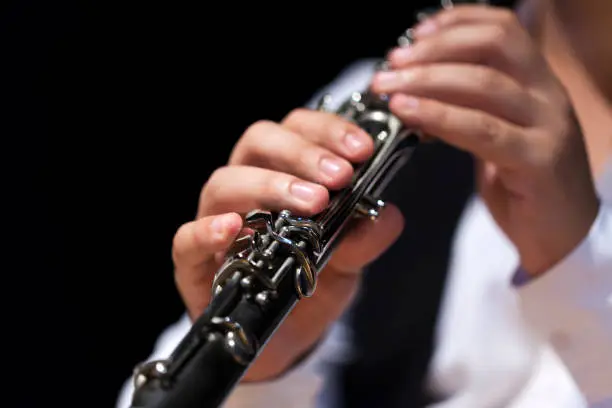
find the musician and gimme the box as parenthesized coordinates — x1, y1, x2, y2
(117, 1, 612, 407)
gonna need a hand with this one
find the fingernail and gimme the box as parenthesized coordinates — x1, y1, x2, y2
(210, 214, 229, 236)
(414, 19, 437, 37)
(394, 94, 420, 110)
(290, 181, 318, 202)
(212, 213, 240, 235)
(373, 71, 398, 89)
(390, 46, 413, 65)
(344, 132, 367, 153)
(320, 157, 344, 178)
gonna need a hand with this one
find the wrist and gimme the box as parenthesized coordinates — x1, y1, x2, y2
(522, 195, 601, 277)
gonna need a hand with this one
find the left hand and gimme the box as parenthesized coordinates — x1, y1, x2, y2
(370, 5, 600, 276)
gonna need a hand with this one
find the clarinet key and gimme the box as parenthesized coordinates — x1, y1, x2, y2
(355, 195, 385, 220)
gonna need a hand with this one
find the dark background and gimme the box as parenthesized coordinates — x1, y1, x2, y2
(3, 1, 428, 407)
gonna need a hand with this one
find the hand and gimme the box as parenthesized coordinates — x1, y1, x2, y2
(171, 109, 403, 381)
(371, 5, 600, 275)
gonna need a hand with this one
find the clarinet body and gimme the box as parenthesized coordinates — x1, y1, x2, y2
(129, 80, 420, 408)
(129, 1, 515, 407)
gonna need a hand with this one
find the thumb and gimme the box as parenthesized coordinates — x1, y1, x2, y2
(173, 212, 243, 319)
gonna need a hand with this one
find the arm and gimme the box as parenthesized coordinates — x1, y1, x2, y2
(116, 314, 191, 408)
(516, 202, 612, 406)
(115, 313, 334, 408)
(116, 58, 380, 408)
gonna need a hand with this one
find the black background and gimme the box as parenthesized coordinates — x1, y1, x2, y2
(3, 1, 430, 407)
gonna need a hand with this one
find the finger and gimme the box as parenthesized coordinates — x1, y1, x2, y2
(475, 159, 508, 223)
(388, 23, 546, 87)
(199, 165, 329, 217)
(282, 108, 375, 162)
(371, 63, 536, 126)
(229, 120, 354, 190)
(388, 93, 527, 168)
(413, 5, 521, 37)
(173, 212, 243, 317)
(327, 203, 404, 274)
(172, 212, 243, 271)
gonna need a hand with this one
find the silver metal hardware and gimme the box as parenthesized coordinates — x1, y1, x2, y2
(132, 359, 170, 390)
(398, 28, 416, 47)
(211, 209, 322, 300)
(356, 196, 386, 220)
(209, 316, 255, 365)
(255, 291, 271, 306)
(129, 3, 506, 406)
(317, 94, 333, 112)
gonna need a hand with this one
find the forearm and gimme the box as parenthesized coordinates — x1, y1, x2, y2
(116, 313, 334, 408)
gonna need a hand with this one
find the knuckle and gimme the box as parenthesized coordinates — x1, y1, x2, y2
(484, 25, 509, 55)
(243, 120, 276, 147)
(522, 128, 552, 167)
(172, 222, 192, 260)
(232, 120, 276, 164)
(428, 101, 449, 127)
(479, 115, 503, 144)
(206, 166, 227, 189)
(498, 9, 518, 27)
(256, 173, 284, 205)
(436, 9, 459, 26)
(201, 166, 228, 204)
(248, 119, 275, 134)
(331, 118, 358, 140)
(282, 108, 310, 125)
(300, 147, 318, 172)
(474, 67, 499, 90)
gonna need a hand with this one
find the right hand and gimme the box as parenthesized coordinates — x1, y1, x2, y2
(172, 108, 404, 382)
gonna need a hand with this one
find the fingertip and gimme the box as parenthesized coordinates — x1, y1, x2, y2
(224, 212, 244, 234)
(288, 180, 330, 216)
(389, 93, 421, 112)
(413, 18, 438, 38)
(343, 130, 375, 163)
(369, 71, 391, 94)
(320, 157, 355, 191)
(388, 94, 424, 128)
(387, 46, 415, 68)
(208, 212, 243, 243)
(307, 183, 331, 215)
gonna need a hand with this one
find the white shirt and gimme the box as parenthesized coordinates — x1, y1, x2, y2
(116, 60, 612, 408)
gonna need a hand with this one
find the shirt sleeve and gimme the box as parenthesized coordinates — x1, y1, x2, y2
(115, 314, 192, 408)
(115, 314, 352, 408)
(116, 58, 379, 408)
(516, 202, 612, 406)
(115, 313, 330, 408)
(303, 57, 379, 110)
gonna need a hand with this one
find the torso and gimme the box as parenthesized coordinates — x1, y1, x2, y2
(314, 51, 612, 406)
(428, 15, 612, 402)
(429, 195, 588, 407)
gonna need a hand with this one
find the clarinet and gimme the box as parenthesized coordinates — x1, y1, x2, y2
(129, 1, 515, 407)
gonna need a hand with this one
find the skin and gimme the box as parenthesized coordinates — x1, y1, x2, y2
(172, 113, 404, 380)
(172, 2, 609, 382)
